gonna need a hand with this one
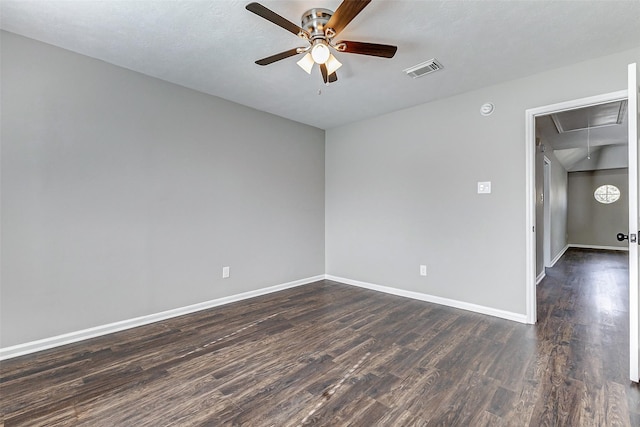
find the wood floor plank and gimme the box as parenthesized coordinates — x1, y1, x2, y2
(2, 249, 639, 425)
(472, 410, 506, 427)
(424, 370, 499, 426)
(499, 379, 539, 426)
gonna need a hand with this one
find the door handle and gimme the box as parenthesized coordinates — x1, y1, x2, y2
(617, 232, 637, 243)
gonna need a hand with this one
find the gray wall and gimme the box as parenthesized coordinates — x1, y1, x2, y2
(535, 149, 568, 277)
(326, 47, 639, 315)
(1, 32, 325, 347)
(567, 168, 628, 248)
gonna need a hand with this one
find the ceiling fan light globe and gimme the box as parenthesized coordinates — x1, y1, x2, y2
(296, 53, 314, 74)
(311, 43, 330, 64)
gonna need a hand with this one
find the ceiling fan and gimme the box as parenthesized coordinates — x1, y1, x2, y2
(246, 0, 397, 84)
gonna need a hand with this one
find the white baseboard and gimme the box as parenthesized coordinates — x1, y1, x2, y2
(536, 245, 567, 284)
(549, 244, 569, 267)
(0, 275, 324, 361)
(325, 275, 528, 324)
(1, 272, 533, 360)
(568, 244, 629, 252)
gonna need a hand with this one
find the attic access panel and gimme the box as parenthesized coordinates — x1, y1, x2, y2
(550, 100, 628, 133)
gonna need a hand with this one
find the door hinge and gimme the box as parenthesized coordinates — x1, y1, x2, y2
(631, 233, 637, 243)
(532, 226, 535, 232)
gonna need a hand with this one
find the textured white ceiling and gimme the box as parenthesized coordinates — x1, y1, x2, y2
(2, 0, 640, 130)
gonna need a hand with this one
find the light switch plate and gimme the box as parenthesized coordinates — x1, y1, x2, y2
(477, 181, 491, 194)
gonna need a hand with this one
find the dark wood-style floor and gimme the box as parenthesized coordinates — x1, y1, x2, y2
(2, 248, 639, 426)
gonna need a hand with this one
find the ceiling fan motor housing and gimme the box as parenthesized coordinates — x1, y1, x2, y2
(301, 8, 333, 41)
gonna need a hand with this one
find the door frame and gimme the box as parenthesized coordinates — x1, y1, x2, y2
(628, 63, 639, 382)
(543, 156, 551, 268)
(524, 89, 629, 326)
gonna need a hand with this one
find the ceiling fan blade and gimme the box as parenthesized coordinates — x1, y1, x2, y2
(337, 40, 397, 58)
(325, 0, 372, 37)
(246, 2, 309, 37)
(255, 48, 303, 66)
(320, 63, 329, 84)
(320, 64, 337, 84)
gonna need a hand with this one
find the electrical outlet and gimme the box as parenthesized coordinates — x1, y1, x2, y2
(420, 265, 427, 276)
(222, 266, 230, 279)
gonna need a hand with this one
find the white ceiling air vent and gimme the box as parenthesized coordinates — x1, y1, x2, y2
(403, 59, 444, 78)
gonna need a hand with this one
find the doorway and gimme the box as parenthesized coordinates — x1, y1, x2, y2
(535, 100, 629, 277)
(525, 89, 637, 382)
(525, 90, 629, 321)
